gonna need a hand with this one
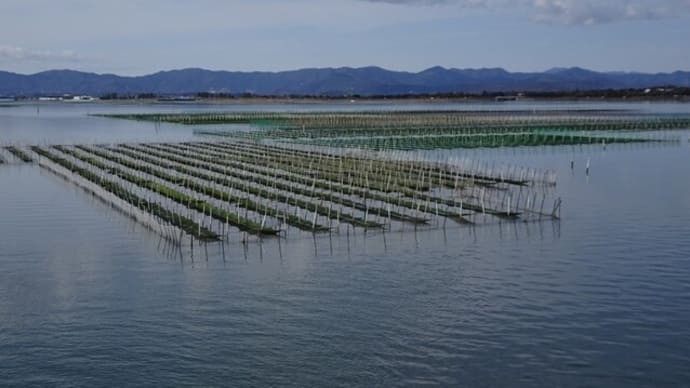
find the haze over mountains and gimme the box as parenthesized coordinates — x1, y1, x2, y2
(1, 66, 689, 96)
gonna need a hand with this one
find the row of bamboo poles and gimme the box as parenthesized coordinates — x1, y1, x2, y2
(102, 111, 690, 132)
(148, 111, 689, 151)
(28, 141, 561, 246)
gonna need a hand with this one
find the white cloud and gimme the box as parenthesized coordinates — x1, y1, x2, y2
(531, 0, 686, 24)
(0, 46, 83, 62)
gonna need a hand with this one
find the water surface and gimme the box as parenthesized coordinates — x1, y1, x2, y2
(1, 102, 689, 387)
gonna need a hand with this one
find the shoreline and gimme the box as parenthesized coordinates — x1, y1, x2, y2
(4, 96, 690, 106)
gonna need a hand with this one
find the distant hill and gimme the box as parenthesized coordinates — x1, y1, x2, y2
(1, 66, 689, 96)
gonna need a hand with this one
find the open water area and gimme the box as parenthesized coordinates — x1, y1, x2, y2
(1, 101, 690, 387)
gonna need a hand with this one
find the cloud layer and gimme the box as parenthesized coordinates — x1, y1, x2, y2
(532, 0, 690, 24)
(359, 0, 690, 24)
(0, 0, 688, 74)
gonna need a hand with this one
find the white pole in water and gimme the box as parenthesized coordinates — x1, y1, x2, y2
(364, 204, 369, 225)
(387, 203, 391, 226)
(585, 159, 590, 176)
(481, 188, 486, 214)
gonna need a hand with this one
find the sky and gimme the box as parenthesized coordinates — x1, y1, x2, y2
(1, 0, 689, 75)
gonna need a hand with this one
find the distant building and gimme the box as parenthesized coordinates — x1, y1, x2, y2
(495, 95, 519, 102)
(38, 95, 96, 102)
(71, 96, 96, 102)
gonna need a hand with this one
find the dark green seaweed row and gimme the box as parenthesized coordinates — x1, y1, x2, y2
(186, 141, 528, 189)
(75, 145, 332, 232)
(31, 146, 220, 241)
(136, 143, 497, 221)
(6, 147, 33, 162)
(80, 145, 381, 229)
(182, 142, 519, 218)
(181, 141, 434, 192)
(294, 133, 654, 151)
(111, 144, 427, 225)
(99, 111, 690, 130)
(56, 146, 281, 236)
(196, 119, 690, 140)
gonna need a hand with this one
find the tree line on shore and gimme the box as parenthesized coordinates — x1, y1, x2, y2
(6, 86, 689, 101)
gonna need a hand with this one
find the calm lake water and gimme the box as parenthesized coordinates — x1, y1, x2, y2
(1, 101, 690, 387)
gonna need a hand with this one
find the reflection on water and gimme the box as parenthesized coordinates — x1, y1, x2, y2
(1, 102, 690, 387)
(154, 218, 562, 267)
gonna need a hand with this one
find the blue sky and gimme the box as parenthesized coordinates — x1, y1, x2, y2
(1, 0, 689, 75)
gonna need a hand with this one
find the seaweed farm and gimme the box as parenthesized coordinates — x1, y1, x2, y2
(25, 140, 560, 246)
(4, 102, 690, 387)
(34, 108, 690, 247)
(7, 108, 689, 248)
(103, 110, 689, 150)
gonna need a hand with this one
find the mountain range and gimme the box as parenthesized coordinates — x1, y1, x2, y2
(1, 66, 689, 96)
